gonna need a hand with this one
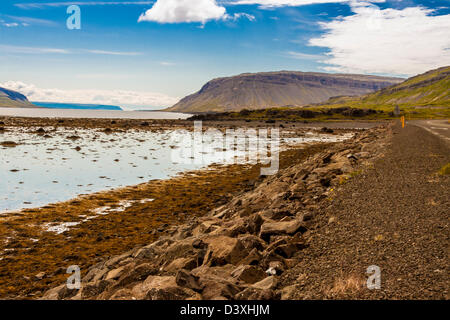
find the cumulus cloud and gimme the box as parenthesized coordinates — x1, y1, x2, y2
(0, 81, 179, 108)
(308, 3, 450, 76)
(138, 0, 227, 24)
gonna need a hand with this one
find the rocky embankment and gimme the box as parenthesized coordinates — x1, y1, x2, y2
(42, 125, 390, 300)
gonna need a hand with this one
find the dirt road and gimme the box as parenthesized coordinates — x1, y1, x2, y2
(280, 122, 449, 299)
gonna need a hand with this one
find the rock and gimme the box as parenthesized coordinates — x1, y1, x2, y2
(35, 272, 46, 280)
(109, 288, 135, 300)
(235, 287, 276, 300)
(239, 248, 262, 266)
(164, 257, 198, 272)
(238, 234, 266, 251)
(80, 280, 112, 299)
(266, 267, 277, 276)
(175, 270, 202, 292)
(1, 141, 18, 148)
(41, 284, 78, 300)
(274, 242, 307, 259)
(105, 266, 125, 280)
(259, 218, 306, 241)
(193, 219, 220, 236)
(192, 239, 207, 249)
(105, 251, 132, 268)
(231, 265, 266, 284)
(116, 263, 157, 286)
(268, 261, 285, 275)
(202, 236, 249, 266)
(199, 278, 241, 300)
(251, 276, 278, 291)
(132, 275, 199, 300)
(190, 264, 236, 283)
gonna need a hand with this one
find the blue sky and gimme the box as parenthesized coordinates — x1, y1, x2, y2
(0, 0, 449, 108)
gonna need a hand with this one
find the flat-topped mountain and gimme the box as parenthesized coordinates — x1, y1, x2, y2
(166, 71, 404, 112)
(0, 86, 34, 108)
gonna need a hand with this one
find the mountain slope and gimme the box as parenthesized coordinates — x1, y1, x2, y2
(0, 86, 35, 108)
(323, 66, 450, 108)
(166, 71, 403, 112)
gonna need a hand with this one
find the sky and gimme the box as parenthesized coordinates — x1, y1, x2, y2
(0, 0, 449, 109)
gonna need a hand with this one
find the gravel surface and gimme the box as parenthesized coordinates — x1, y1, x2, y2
(280, 122, 449, 299)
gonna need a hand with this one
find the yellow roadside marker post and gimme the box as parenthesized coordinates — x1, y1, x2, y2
(401, 116, 405, 128)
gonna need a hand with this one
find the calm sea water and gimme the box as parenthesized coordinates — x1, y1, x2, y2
(0, 126, 352, 213)
(0, 107, 191, 120)
(32, 102, 123, 111)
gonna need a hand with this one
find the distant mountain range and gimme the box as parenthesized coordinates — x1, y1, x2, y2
(166, 71, 404, 113)
(0, 88, 123, 110)
(0, 86, 34, 108)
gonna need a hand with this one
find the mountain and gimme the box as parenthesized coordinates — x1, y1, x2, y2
(323, 66, 450, 108)
(166, 71, 404, 113)
(0, 86, 35, 108)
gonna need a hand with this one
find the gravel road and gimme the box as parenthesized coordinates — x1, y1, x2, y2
(280, 122, 449, 299)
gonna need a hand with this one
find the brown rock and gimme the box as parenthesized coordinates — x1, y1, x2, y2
(199, 279, 241, 300)
(251, 276, 278, 291)
(81, 280, 112, 299)
(259, 218, 305, 241)
(175, 270, 202, 292)
(116, 263, 157, 287)
(231, 265, 266, 284)
(105, 266, 125, 280)
(41, 284, 78, 300)
(202, 236, 249, 266)
(164, 257, 198, 272)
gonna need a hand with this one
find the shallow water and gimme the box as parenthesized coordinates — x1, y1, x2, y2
(0, 127, 352, 213)
(0, 107, 190, 119)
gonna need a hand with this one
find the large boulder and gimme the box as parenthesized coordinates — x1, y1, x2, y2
(202, 236, 249, 266)
(259, 218, 305, 241)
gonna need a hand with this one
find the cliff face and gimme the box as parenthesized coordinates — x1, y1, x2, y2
(166, 71, 404, 112)
(0, 86, 34, 108)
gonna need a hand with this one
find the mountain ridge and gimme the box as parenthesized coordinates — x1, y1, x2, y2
(166, 71, 404, 113)
(321, 65, 450, 109)
(0, 86, 35, 108)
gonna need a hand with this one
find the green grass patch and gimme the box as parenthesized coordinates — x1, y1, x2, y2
(438, 163, 450, 176)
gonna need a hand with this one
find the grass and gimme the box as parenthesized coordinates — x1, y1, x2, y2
(438, 163, 450, 176)
(326, 273, 365, 296)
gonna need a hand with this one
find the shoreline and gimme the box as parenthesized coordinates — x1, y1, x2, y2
(38, 122, 392, 300)
(0, 117, 386, 299)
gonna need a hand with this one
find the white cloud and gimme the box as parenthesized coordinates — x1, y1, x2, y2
(286, 51, 325, 60)
(0, 45, 70, 54)
(229, 12, 256, 21)
(85, 49, 142, 56)
(308, 3, 450, 76)
(160, 61, 175, 66)
(0, 81, 179, 108)
(3, 23, 20, 27)
(230, 0, 385, 8)
(138, 0, 227, 24)
(15, 2, 155, 9)
(0, 45, 142, 56)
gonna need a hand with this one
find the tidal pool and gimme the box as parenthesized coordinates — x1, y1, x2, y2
(0, 126, 352, 213)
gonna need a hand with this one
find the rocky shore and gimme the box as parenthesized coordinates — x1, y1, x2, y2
(41, 124, 390, 300)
